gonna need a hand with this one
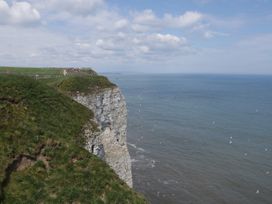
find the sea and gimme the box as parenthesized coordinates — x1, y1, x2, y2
(105, 73, 272, 204)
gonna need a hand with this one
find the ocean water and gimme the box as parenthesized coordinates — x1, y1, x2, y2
(106, 74, 272, 204)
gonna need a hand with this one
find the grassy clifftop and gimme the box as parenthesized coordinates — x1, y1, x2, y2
(0, 66, 116, 94)
(0, 69, 147, 203)
(57, 76, 115, 95)
(0, 67, 97, 77)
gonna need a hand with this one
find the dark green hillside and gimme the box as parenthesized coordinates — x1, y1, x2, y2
(0, 74, 147, 203)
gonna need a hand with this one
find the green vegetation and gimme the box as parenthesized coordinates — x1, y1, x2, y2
(57, 76, 116, 95)
(0, 67, 114, 95)
(0, 67, 64, 76)
(0, 67, 97, 77)
(0, 69, 147, 203)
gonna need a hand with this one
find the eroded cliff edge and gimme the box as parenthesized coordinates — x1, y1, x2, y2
(0, 69, 147, 203)
(74, 87, 133, 187)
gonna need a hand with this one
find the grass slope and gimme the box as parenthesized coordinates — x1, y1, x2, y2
(0, 67, 97, 77)
(0, 67, 115, 95)
(0, 72, 147, 203)
(57, 76, 116, 95)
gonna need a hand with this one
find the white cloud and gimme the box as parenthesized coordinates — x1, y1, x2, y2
(48, 8, 130, 34)
(131, 10, 204, 32)
(89, 32, 190, 62)
(203, 30, 229, 39)
(95, 36, 127, 51)
(139, 45, 150, 53)
(133, 9, 157, 25)
(0, 0, 254, 73)
(131, 24, 151, 32)
(132, 38, 141, 44)
(145, 33, 188, 54)
(34, 0, 104, 16)
(153, 33, 186, 44)
(0, 0, 40, 25)
(203, 31, 214, 38)
(163, 11, 204, 28)
(96, 39, 114, 50)
(114, 19, 129, 29)
(128, 33, 190, 59)
(131, 9, 161, 32)
(75, 42, 91, 48)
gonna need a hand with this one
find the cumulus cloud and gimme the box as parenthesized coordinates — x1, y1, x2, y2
(34, 0, 105, 16)
(153, 33, 186, 44)
(114, 19, 129, 30)
(0, 0, 238, 71)
(133, 9, 158, 25)
(163, 11, 204, 27)
(123, 33, 190, 60)
(131, 9, 161, 32)
(131, 10, 204, 32)
(141, 33, 188, 54)
(0, 0, 40, 25)
(96, 38, 118, 51)
(89, 32, 191, 63)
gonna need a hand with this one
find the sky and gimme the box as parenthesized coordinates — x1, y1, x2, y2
(0, 0, 272, 74)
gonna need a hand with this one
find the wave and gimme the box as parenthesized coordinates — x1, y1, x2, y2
(128, 143, 146, 152)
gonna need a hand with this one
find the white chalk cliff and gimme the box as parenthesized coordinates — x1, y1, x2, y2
(73, 87, 133, 187)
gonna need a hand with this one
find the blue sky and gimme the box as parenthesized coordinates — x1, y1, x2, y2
(0, 0, 272, 74)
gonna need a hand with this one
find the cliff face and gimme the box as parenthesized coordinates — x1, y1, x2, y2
(1, 73, 147, 203)
(73, 87, 133, 187)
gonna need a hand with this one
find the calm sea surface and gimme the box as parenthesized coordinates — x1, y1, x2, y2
(106, 74, 272, 204)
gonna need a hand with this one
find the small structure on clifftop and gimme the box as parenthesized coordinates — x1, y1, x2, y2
(63, 69, 67, 76)
(63, 68, 81, 76)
